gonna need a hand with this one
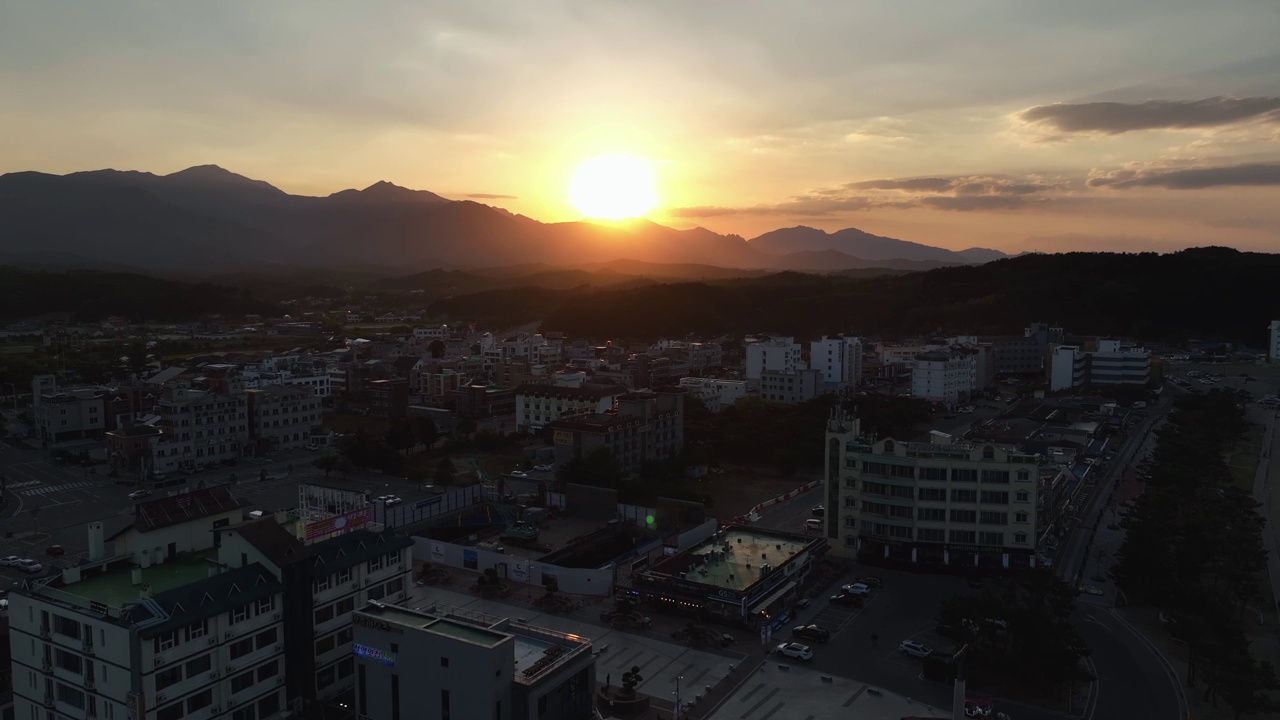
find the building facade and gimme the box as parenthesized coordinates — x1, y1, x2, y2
(759, 368, 822, 404)
(676, 377, 748, 412)
(151, 390, 249, 474)
(514, 384, 623, 433)
(823, 412, 1040, 569)
(809, 336, 863, 388)
(246, 385, 321, 454)
(744, 337, 801, 380)
(34, 387, 106, 444)
(547, 389, 684, 474)
(910, 351, 976, 403)
(1270, 321, 1280, 362)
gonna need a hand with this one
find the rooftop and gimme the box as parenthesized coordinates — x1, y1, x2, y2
(133, 484, 250, 533)
(361, 604, 507, 647)
(64, 547, 221, 608)
(648, 526, 816, 592)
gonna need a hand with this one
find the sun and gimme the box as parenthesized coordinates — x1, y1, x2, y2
(568, 155, 659, 219)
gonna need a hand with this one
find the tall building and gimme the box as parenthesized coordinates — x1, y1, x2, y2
(34, 386, 106, 445)
(744, 337, 801, 380)
(245, 385, 322, 454)
(676, 377, 748, 412)
(759, 368, 823, 404)
(1271, 321, 1280, 363)
(809, 336, 863, 388)
(1048, 340, 1149, 390)
(547, 389, 684, 474)
(910, 351, 976, 404)
(514, 384, 623, 433)
(151, 390, 249, 474)
(351, 602, 596, 720)
(823, 411, 1040, 569)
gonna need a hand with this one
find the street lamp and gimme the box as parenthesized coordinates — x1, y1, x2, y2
(673, 675, 683, 720)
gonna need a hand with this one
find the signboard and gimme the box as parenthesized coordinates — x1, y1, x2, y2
(304, 507, 373, 541)
(511, 559, 529, 583)
(353, 642, 397, 666)
(353, 614, 403, 634)
(430, 542, 445, 562)
(553, 430, 575, 446)
(415, 496, 444, 510)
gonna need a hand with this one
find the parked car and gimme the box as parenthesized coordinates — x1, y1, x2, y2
(127, 489, 152, 500)
(376, 495, 403, 507)
(810, 505, 825, 517)
(0, 556, 22, 568)
(15, 559, 43, 574)
(775, 642, 813, 661)
(45, 545, 65, 557)
(509, 470, 528, 478)
(857, 576, 884, 589)
(533, 464, 554, 472)
(829, 592, 865, 607)
(305, 443, 319, 451)
(804, 518, 823, 530)
(841, 582, 872, 596)
(792, 624, 831, 643)
(967, 576, 984, 589)
(899, 640, 933, 658)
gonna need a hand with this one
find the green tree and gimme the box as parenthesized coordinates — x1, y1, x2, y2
(433, 457, 458, 486)
(384, 420, 415, 456)
(312, 454, 341, 478)
(427, 339, 446, 359)
(414, 416, 440, 449)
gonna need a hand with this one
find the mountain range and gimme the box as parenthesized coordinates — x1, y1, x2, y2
(0, 165, 1007, 273)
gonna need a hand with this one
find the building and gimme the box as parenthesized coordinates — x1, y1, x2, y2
(9, 551, 287, 720)
(823, 411, 1040, 569)
(1048, 340, 1150, 390)
(246, 385, 322, 454)
(34, 387, 106, 444)
(106, 484, 252, 564)
(1048, 346, 1084, 391)
(420, 367, 467, 403)
(759, 368, 823, 404)
(547, 389, 684, 474)
(810, 336, 863, 388)
(105, 424, 163, 476)
(351, 602, 595, 720)
(367, 379, 410, 419)
(514, 384, 624, 432)
(744, 337, 801, 380)
(622, 526, 824, 627)
(150, 390, 249, 474)
(1270, 321, 1280, 363)
(676, 377, 748, 412)
(448, 384, 516, 419)
(910, 351, 976, 404)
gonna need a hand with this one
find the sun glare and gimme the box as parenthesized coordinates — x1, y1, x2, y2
(568, 155, 658, 219)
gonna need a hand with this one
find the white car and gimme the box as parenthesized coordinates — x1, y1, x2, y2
(509, 470, 529, 478)
(533, 464, 554, 472)
(775, 642, 813, 661)
(375, 495, 402, 507)
(840, 582, 872, 596)
(0, 556, 22, 568)
(899, 640, 933, 658)
(305, 443, 319, 451)
(16, 559, 43, 574)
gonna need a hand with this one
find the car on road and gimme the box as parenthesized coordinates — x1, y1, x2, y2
(376, 495, 402, 507)
(898, 640, 933, 658)
(840, 582, 872, 596)
(857, 576, 884, 589)
(127, 489, 152, 500)
(45, 545, 65, 557)
(305, 443, 319, 451)
(775, 642, 813, 661)
(509, 470, 528, 478)
(0, 556, 22, 568)
(533, 464, 554, 472)
(829, 591, 865, 607)
(15, 559, 43, 574)
(792, 624, 831, 643)
(810, 505, 825, 517)
(804, 518, 823, 530)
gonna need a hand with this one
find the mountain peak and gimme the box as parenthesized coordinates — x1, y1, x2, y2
(164, 165, 286, 195)
(328, 181, 448, 204)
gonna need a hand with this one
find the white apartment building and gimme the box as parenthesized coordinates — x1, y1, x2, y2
(151, 390, 249, 474)
(745, 337, 801, 380)
(822, 412, 1040, 569)
(878, 343, 929, 368)
(677, 377, 749, 412)
(413, 325, 450, 340)
(34, 385, 106, 444)
(910, 351, 976, 403)
(1270, 321, 1280, 362)
(1048, 339, 1150, 390)
(245, 385, 322, 454)
(514, 384, 623, 432)
(420, 368, 468, 402)
(1049, 346, 1084, 391)
(760, 368, 823, 404)
(810, 336, 863, 387)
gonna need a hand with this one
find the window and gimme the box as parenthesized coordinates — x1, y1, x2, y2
(314, 605, 334, 625)
(316, 635, 335, 655)
(980, 470, 1010, 484)
(917, 528, 945, 542)
(54, 648, 82, 674)
(982, 445, 995, 460)
(369, 555, 384, 573)
(232, 708, 255, 720)
(185, 653, 212, 676)
(336, 597, 355, 615)
(56, 683, 85, 709)
(317, 666, 336, 688)
(862, 461, 889, 476)
(862, 501, 888, 516)
(980, 491, 1009, 504)
(949, 530, 976, 544)
(979, 511, 1008, 525)
(1017, 470, 1030, 481)
(338, 658, 355, 679)
(258, 694, 281, 719)
(256, 661, 279, 682)
(155, 630, 178, 652)
(440, 687, 448, 720)
(53, 615, 82, 640)
(157, 703, 185, 720)
(367, 584, 385, 601)
(917, 487, 945, 501)
(918, 467, 947, 481)
(386, 551, 402, 567)
(952, 468, 978, 483)
(231, 669, 256, 693)
(185, 620, 208, 641)
(950, 509, 976, 523)
(889, 505, 913, 519)
(1015, 490, 1030, 502)
(386, 577, 404, 596)
(916, 508, 946, 522)
(230, 605, 248, 625)
(255, 628, 277, 650)
(186, 690, 213, 714)
(843, 516, 856, 528)
(1014, 532, 1028, 544)
(889, 485, 913, 499)
(843, 496, 857, 508)
(229, 637, 255, 660)
(337, 568, 352, 584)
(862, 481, 889, 496)
(256, 596, 274, 615)
(978, 531, 1005, 546)
(951, 489, 976, 503)
(1015, 511, 1029, 523)
(336, 627, 353, 645)
(315, 574, 332, 593)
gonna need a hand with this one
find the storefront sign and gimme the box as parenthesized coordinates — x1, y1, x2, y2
(353, 642, 397, 666)
(353, 614, 402, 634)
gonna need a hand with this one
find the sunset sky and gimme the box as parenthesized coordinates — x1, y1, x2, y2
(2, 1, 1278, 254)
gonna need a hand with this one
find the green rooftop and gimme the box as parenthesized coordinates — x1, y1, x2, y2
(66, 548, 221, 608)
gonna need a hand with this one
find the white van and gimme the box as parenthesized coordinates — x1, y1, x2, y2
(804, 518, 823, 530)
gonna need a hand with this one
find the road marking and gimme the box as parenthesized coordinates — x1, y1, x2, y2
(18, 481, 97, 496)
(5, 480, 42, 489)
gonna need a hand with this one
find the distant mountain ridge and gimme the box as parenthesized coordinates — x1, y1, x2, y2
(0, 165, 1006, 273)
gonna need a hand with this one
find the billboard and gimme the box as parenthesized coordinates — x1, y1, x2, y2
(553, 430, 575, 446)
(305, 507, 373, 541)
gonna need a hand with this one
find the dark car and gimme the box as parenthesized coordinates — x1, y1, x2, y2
(829, 592, 865, 607)
(811, 505, 825, 517)
(858, 576, 884, 589)
(792, 624, 831, 643)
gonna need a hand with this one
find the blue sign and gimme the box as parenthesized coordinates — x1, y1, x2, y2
(353, 642, 397, 666)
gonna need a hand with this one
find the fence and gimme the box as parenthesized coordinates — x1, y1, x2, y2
(381, 484, 482, 529)
(731, 480, 821, 524)
(413, 537, 616, 596)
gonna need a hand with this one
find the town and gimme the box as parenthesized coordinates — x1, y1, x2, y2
(1, 308, 1277, 720)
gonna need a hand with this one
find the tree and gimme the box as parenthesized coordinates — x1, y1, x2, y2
(414, 416, 440, 449)
(384, 421, 415, 456)
(312, 454, 341, 478)
(433, 457, 458, 486)
(620, 666, 643, 699)
(427, 339, 446, 359)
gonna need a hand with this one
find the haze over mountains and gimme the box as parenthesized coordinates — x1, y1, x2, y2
(0, 166, 1006, 274)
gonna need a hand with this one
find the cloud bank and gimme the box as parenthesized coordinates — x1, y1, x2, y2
(1020, 96, 1280, 134)
(1088, 162, 1280, 189)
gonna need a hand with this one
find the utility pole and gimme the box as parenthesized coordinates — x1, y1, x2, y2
(673, 674, 682, 720)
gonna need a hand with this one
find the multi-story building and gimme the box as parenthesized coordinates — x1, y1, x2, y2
(245, 385, 321, 454)
(1048, 339, 1150, 390)
(351, 602, 595, 720)
(420, 366, 468, 403)
(677, 377, 748, 412)
(367, 379, 409, 419)
(810, 336, 863, 388)
(910, 351, 976, 404)
(1048, 346, 1084, 391)
(823, 411, 1040, 569)
(547, 389, 684, 474)
(1270, 321, 1280, 363)
(759, 368, 823, 404)
(10, 546, 287, 720)
(34, 386, 106, 445)
(514, 384, 623, 432)
(151, 390, 249, 474)
(744, 337, 801, 380)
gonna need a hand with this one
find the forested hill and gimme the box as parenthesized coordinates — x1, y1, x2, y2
(0, 266, 276, 322)
(517, 247, 1276, 342)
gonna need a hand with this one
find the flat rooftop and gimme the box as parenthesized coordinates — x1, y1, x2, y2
(652, 527, 814, 592)
(64, 547, 220, 608)
(364, 605, 507, 648)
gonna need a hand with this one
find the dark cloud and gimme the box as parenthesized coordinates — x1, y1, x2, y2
(1020, 96, 1280, 134)
(921, 196, 1031, 212)
(465, 193, 519, 199)
(1088, 162, 1280, 189)
(847, 175, 1056, 196)
(669, 196, 882, 218)
(845, 177, 953, 192)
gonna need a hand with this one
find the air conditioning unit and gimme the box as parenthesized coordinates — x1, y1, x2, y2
(85, 679, 96, 691)
(207, 636, 218, 646)
(398, 564, 405, 571)
(276, 676, 285, 686)
(43, 694, 55, 708)
(156, 693, 166, 703)
(226, 665, 236, 673)
(224, 631, 234, 640)
(274, 612, 282, 620)
(364, 578, 372, 585)
(210, 706, 221, 715)
(274, 644, 282, 652)
(82, 641, 95, 655)
(351, 583, 359, 590)
(209, 671, 220, 680)
(40, 659, 52, 673)
(228, 699, 237, 708)
(154, 657, 163, 667)
(38, 626, 51, 639)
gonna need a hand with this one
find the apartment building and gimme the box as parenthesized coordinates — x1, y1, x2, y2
(351, 602, 595, 720)
(810, 336, 863, 388)
(151, 390, 249, 474)
(822, 411, 1040, 569)
(1048, 339, 1150, 390)
(10, 553, 287, 720)
(547, 389, 684, 474)
(245, 385, 321, 454)
(419, 366, 467, 403)
(677, 377, 748, 412)
(910, 351, 976, 403)
(744, 337, 801, 380)
(34, 386, 106, 445)
(1270, 321, 1280, 363)
(514, 384, 623, 432)
(759, 368, 823, 404)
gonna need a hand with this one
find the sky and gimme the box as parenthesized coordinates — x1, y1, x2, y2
(2, 0, 1279, 253)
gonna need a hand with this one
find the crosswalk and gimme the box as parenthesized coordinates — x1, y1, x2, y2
(6, 480, 43, 489)
(16, 481, 98, 497)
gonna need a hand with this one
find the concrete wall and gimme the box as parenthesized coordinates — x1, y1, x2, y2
(412, 538, 615, 596)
